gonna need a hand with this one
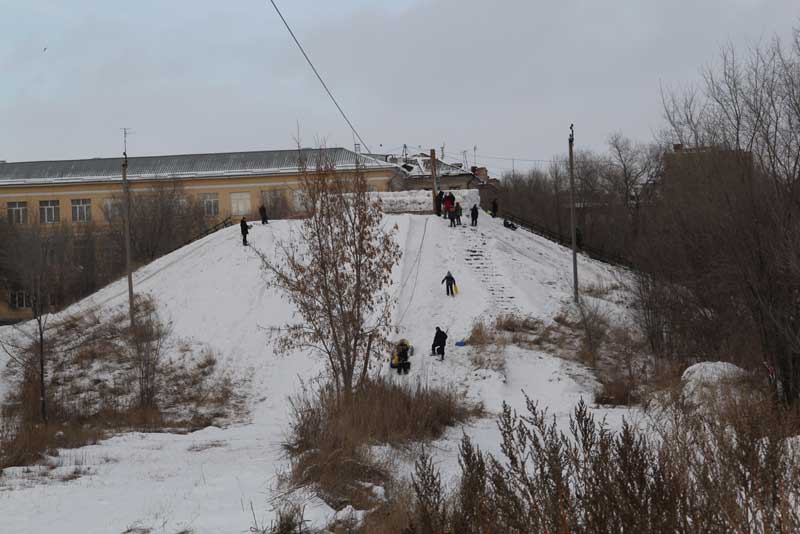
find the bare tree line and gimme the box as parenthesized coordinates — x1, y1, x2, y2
(496, 28, 800, 402)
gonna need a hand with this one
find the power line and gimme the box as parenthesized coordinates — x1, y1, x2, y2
(268, 0, 372, 154)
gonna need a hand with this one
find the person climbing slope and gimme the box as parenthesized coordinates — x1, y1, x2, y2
(442, 271, 456, 297)
(431, 327, 448, 361)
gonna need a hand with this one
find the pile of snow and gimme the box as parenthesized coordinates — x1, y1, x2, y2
(681, 361, 747, 406)
(372, 189, 480, 213)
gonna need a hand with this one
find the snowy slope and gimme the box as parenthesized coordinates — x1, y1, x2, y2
(0, 213, 631, 533)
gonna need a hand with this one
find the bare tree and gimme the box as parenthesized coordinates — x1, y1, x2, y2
(0, 222, 74, 423)
(258, 151, 401, 402)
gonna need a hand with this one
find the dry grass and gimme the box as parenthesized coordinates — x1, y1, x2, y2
(0, 299, 245, 471)
(389, 394, 800, 534)
(284, 379, 482, 510)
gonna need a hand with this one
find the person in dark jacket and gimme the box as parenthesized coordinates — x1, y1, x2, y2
(435, 191, 444, 217)
(395, 339, 411, 375)
(240, 217, 251, 246)
(259, 204, 269, 225)
(491, 198, 498, 218)
(455, 202, 463, 225)
(470, 204, 479, 226)
(431, 327, 448, 361)
(442, 271, 456, 296)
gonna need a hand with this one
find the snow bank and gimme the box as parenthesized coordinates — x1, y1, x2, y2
(372, 189, 480, 213)
(682, 361, 746, 406)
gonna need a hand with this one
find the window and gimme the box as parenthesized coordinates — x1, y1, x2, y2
(71, 198, 91, 223)
(9, 288, 32, 309)
(292, 190, 308, 211)
(103, 198, 123, 221)
(201, 193, 219, 217)
(7, 201, 27, 224)
(39, 200, 60, 224)
(229, 192, 251, 217)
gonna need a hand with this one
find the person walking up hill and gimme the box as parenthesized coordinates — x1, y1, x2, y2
(431, 327, 448, 361)
(442, 271, 456, 297)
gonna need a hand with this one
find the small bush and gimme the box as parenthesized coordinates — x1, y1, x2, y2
(284, 379, 481, 509)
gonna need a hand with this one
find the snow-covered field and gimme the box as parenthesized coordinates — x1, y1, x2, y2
(0, 209, 631, 533)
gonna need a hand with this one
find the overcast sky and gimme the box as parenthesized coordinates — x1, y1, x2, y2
(1, 0, 798, 175)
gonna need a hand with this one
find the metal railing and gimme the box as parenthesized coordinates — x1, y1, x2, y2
(179, 215, 233, 249)
(501, 212, 632, 268)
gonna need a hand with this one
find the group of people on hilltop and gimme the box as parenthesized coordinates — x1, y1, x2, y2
(435, 191, 482, 228)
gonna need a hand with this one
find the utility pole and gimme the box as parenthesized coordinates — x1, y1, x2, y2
(430, 149, 438, 212)
(121, 128, 136, 329)
(441, 143, 445, 161)
(568, 124, 578, 302)
(473, 145, 477, 168)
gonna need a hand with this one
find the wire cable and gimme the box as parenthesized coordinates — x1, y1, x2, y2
(268, 0, 372, 154)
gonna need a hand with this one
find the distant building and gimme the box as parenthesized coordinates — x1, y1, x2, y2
(0, 147, 402, 323)
(368, 153, 486, 191)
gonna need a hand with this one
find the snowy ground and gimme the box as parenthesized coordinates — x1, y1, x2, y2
(0, 210, 633, 533)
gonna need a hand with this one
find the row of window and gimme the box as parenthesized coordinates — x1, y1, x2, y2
(5, 190, 302, 225)
(7, 199, 92, 224)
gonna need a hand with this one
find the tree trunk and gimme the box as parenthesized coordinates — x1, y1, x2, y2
(38, 318, 47, 425)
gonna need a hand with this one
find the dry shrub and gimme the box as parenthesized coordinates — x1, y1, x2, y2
(398, 395, 800, 534)
(285, 379, 481, 509)
(576, 297, 609, 366)
(0, 298, 243, 470)
(494, 314, 542, 334)
(465, 321, 493, 347)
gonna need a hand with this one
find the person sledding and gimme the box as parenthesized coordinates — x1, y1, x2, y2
(240, 216, 253, 246)
(390, 339, 413, 375)
(431, 327, 448, 361)
(442, 271, 457, 297)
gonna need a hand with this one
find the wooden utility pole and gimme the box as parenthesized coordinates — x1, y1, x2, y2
(122, 128, 136, 329)
(430, 149, 439, 212)
(568, 124, 578, 301)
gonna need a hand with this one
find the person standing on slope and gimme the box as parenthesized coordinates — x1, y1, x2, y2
(240, 217, 252, 246)
(431, 327, 448, 361)
(470, 204, 479, 226)
(455, 202, 463, 226)
(491, 198, 498, 218)
(259, 204, 269, 225)
(443, 194, 452, 219)
(442, 271, 456, 297)
(435, 190, 444, 217)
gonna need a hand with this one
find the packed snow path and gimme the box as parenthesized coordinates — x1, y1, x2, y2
(0, 213, 629, 533)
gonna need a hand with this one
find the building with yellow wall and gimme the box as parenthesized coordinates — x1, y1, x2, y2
(0, 147, 404, 323)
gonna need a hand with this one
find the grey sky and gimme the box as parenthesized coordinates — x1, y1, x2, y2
(1, 0, 798, 176)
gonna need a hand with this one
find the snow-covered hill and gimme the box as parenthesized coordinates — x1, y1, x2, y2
(0, 211, 632, 533)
